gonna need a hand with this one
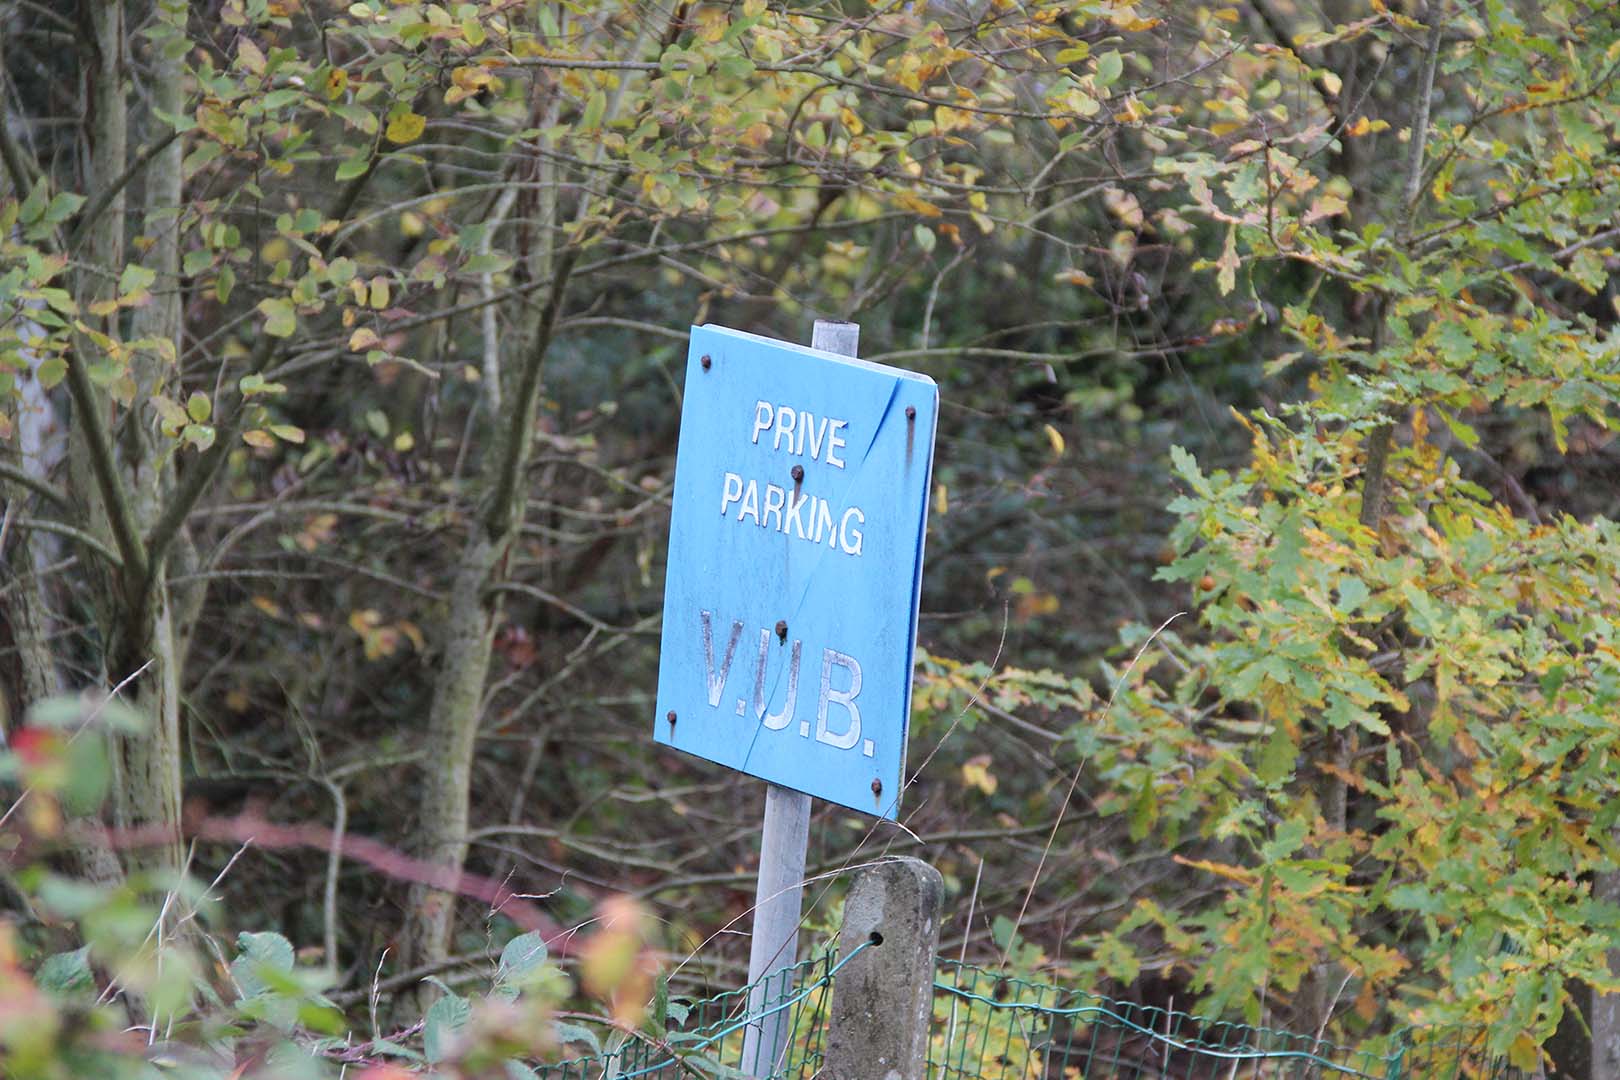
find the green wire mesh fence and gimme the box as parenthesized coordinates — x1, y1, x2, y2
(929, 959, 1525, 1080)
(530, 949, 838, 1080)
(529, 951, 1524, 1079)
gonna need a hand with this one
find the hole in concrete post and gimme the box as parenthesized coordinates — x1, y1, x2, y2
(868, 930, 884, 946)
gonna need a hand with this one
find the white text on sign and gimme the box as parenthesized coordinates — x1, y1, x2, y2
(717, 399, 867, 557)
(700, 609, 874, 758)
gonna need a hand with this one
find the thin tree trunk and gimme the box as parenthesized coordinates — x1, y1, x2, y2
(398, 241, 579, 991)
(113, 0, 187, 876)
(397, 3, 668, 994)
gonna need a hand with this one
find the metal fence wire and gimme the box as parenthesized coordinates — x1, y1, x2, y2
(528, 951, 1525, 1080)
(929, 960, 1525, 1080)
(530, 950, 836, 1080)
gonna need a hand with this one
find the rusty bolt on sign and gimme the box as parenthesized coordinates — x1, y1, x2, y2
(666, 710, 677, 728)
(871, 778, 883, 798)
(700, 354, 712, 371)
(775, 620, 789, 642)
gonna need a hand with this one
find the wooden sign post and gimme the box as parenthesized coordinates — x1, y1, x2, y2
(739, 321, 858, 1077)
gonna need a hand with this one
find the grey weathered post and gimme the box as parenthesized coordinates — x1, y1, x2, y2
(824, 858, 945, 1080)
(739, 319, 861, 1078)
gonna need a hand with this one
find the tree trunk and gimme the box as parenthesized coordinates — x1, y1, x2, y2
(112, 0, 188, 877)
(398, 239, 579, 995)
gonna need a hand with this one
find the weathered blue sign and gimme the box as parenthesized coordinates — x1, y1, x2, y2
(655, 325, 938, 818)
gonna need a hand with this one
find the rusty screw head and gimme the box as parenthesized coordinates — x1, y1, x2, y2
(790, 464, 804, 482)
(700, 354, 712, 371)
(775, 620, 788, 642)
(666, 709, 677, 726)
(905, 405, 916, 420)
(871, 778, 883, 797)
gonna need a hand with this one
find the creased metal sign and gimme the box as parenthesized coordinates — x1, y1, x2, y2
(654, 324, 938, 818)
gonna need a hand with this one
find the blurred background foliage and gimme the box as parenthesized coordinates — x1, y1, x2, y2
(2, 0, 1620, 1073)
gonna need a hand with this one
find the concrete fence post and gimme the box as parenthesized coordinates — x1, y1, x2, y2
(824, 857, 945, 1080)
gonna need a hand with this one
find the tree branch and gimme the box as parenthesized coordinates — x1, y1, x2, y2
(1361, 5, 1444, 533)
(143, 157, 382, 568)
(68, 129, 182, 255)
(9, 515, 123, 567)
(61, 351, 149, 580)
(1398, 11, 1445, 245)
(0, 461, 67, 507)
(0, 107, 40, 194)
(482, 245, 581, 538)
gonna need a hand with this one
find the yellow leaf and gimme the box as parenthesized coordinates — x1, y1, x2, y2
(1216, 223, 1238, 295)
(325, 68, 349, 101)
(250, 595, 282, 617)
(367, 276, 390, 309)
(350, 327, 382, 351)
(385, 110, 426, 145)
(894, 191, 943, 219)
(934, 483, 948, 515)
(1043, 423, 1065, 456)
(934, 106, 975, 134)
(961, 755, 998, 796)
(1173, 855, 1258, 885)
(237, 37, 266, 76)
(242, 429, 275, 449)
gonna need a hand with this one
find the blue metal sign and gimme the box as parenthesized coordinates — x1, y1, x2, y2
(655, 325, 938, 819)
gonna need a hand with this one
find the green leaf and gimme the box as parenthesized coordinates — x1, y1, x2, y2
(336, 154, 372, 181)
(1255, 725, 1297, 786)
(913, 223, 936, 254)
(42, 192, 85, 227)
(552, 1022, 602, 1056)
(18, 182, 48, 224)
(326, 256, 357, 285)
(216, 264, 236, 304)
(62, 735, 110, 815)
(716, 54, 756, 79)
(231, 931, 295, 999)
(258, 297, 297, 337)
(370, 1040, 424, 1062)
(119, 264, 156, 298)
(183, 248, 215, 276)
(36, 947, 94, 997)
(463, 253, 513, 275)
(582, 90, 606, 131)
(1095, 51, 1123, 86)
(35, 356, 66, 389)
(186, 391, 211, 423)
(496, 931, 549, 986)
(1335, 576, 1369, 615)
(424, 992, 471, 1063)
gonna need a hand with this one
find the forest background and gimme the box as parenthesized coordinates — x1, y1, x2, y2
(2, 0, 1620, 1075)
